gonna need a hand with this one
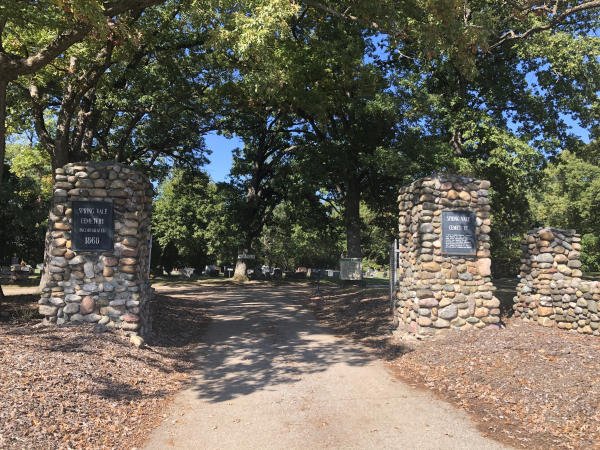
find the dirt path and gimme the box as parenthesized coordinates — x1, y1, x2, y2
(1, 285, 40, 295)
(144, 284, 508, 449)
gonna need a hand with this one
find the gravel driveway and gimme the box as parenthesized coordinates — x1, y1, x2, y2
(144, 284, 507, 449)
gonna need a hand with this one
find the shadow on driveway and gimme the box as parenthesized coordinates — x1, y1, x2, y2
(151, 284, 377, 403)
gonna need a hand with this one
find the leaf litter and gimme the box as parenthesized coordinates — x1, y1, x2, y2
(0, 291, 210, 449)
(304, 287, 600, 449)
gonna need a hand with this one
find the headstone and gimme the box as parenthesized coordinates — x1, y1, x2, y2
(340, 258, 362, 280)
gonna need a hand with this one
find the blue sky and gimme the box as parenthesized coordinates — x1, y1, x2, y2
(203, 116, 591, 183)
(204, 131, 241, 182)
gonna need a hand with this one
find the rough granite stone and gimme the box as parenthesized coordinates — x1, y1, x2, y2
(38, 161, 153, 339)
(395, 174, 499, 337)
(514, 227, 600, 338)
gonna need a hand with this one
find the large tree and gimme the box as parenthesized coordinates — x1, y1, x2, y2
(0, 0, 168, 183)
(210, 3, 403, 258)
(18, 1, 222, 179)
(223, 110, 298, 277)
(532, 143, 600, 271)
(382, 0, 600, 273)
(152, 167, 231, 271)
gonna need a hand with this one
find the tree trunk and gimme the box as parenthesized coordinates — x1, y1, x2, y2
(38, 228, 52, 290)
(233, 259, 248, 281)
(344, 173, 362, 259)
(54, 140, 70, 171)
(0, 79, 7, 185)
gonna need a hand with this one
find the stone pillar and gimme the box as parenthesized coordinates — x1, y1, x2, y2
(395, 174, 500, 336)
(39, 162, 153, 337)
(514, 228, 600, 334)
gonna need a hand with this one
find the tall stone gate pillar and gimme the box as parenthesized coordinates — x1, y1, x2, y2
(39, 162, 153, 337)
(395, 174, 500, 335)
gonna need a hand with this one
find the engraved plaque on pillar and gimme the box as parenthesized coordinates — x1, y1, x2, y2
(441, 210, 476, 256)
(72, 200, 114, 251)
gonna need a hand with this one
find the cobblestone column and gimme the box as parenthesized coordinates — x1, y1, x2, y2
(514, 228, 600, 335)
(395, 174, 500, 336)
(39, 162, 153, 337)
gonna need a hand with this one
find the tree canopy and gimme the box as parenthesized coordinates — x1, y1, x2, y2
(2, 0, 600, 274)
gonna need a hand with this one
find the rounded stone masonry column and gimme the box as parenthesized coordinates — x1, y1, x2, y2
(513, 228, 600, 335)
(38, 162, 153, 337)
(395, 174, 500, 336)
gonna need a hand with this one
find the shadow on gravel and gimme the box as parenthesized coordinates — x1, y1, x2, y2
(153, 284, 386, 404)
(149, 290, 212, 351)
(304, 288, 411, 361)
(0, 293, 42, 324)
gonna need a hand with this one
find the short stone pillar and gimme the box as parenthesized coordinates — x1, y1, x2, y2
(39, 162, 153, 337)
(395, 174, 500, 335)
(514, 228, 600, 334)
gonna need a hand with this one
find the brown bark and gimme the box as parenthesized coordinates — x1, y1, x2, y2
(0, 79, 6, 185)
(0, 25, 89, 81)
(0, 0, 164, 80)
(344, 172, 362, 259)
(38, 224, 53, 291)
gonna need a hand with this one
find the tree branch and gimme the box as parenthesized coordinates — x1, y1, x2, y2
(28, 84, 55, 159)
(490, 0, 600, 49)
(0, 18, 6, 53)
(116, 111, 144, 162)
(302, 0, 381, 31)
(0, 24, 89, 81)
(104, 0, 165, 16)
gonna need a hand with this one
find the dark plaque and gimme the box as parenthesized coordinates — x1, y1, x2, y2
(72, 201, 114, 252)
(441, 210, 476, 255)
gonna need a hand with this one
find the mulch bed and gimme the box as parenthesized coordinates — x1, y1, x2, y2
(305, 287, 600, 450)
(0, 290, 210, 449)
(4, 284, 600, 449)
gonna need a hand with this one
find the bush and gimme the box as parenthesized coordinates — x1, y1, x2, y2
(491, 234, 522, 278)
(581, 233, 600, 273)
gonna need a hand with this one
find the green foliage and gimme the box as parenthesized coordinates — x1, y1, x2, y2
(152, 168, 228, 270)
(360, 202, 395, 267)
(261, 201, 344, 269)
(532, 148, 600, 231)
(4, 0, 600, 275)
(489, 235, 523, 279)
(532, 147, 600, 272)
(224, 111, 296, 253)
(0, 144, 52, 265)
(6, 144, 53, 197)
(581, 233, 600, 273)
